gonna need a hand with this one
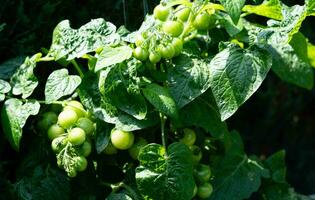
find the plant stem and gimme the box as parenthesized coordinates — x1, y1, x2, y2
(39, 56, 55, 62)
(71, 60, 84, 78)
(160, 113, 167, 154)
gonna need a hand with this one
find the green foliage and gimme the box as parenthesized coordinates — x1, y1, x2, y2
(219, 0, 245, 24)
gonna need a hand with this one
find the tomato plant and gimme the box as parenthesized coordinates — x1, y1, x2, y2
(0, 0, 315, 199)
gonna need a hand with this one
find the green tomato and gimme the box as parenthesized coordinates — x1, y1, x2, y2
(159, 45, 175, 59)
(79, 141, 92, 157)
(77, 117, 95, 136)
(162, 21, 184, 37)
(194, 164, 211, 183)
(68, 170, 77, 178)
(103, 142, 118, 155)
(38, 112, 58, 131)
(135, 34, 146, 47)
(51, 136, 67, 153)
(197, 182, 213, 199)
(133, 47, 149, 61)
(180, 128, 196, 146)
(149, 51, 162, 64)
(193, 11, 216, 31)
(192, 183, 198, 198)
(110, 129, 134, 150)
(75, 156, 88, 172)
(68, 127, 86, 146)
(64, 100, 86, 118)
(47, 124, 65, 140)
(189, 145, 202, 164)
(153, 4, 170, 21)
(58, 109, 78, 129)
(128, 137, 148, 160)
(175, 5, 191, 22)
(172, 38, 183, 56)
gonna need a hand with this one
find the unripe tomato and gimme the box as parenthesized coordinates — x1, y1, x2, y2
(197, 183, 213, 199)
(180, 128, 196, 146)
(193, 11, 216, 31)
(51, 136, 67, 153)
(159, 45, 175, 59)
(75, 156, 88, 172)
(172, 38, 184, 56)
(68, 170, 77, 178)
(149, 51, 162, 64)
(162, 21, 184, 37)
(128, 137, 148, 160)
(153, 4, 170, 21)
(103, 142, 118, 155)
(110, 129, 134, 150)
(47, 124, 65, 140)
(189, 145, 202, 164)
(194, 164, 211, 183)
(77, 117, 95, 136)
(79, 141, 92, 157)
(38, 112, 58, 131)
(58, 109, 78, 129)
(135, 34, 146, 47)
(175, 5, 191, 22)
(64, 100, 86, 118)
(133, 47, 149, 61)
(68, 127, 86, 146)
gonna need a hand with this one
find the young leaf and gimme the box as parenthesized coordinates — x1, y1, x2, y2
(136, 143, 195, 200)
(168, 53, 212, 109)
(242, 0, 283, 20)
(0, 79, 11, 102)
(45, 68, 81, 103)
(1, 99, 40, 151)
(95, 45, 133, 72)
(48, 18, 120, 60)
(95, 119, 112, 154)
(307, 42, 315, 68)
(210, 132, 267, 200)
(0, 56, 26, 80)
(10, 53, 42, 99)
(209, 45, 272, 121)
(219, 0, 245, 24)
(142, 83, 178, 119)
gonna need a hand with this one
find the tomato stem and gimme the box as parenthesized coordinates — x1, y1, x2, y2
(160, 113, 167, 154)
(71, 60, 84, 78)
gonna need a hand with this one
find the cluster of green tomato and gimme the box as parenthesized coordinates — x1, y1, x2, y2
(180, 129, 213, 199)
(38, 100, 95, 177)
(103, 129, 148, 161)
(133, 3, 217, 63)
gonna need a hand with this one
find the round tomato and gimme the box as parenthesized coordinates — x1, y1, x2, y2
(58, 109, 78, 129)
(47, 124, 65, 140)
(75, 156, 88, 172)
(189, 145, 202, 164)
(103, 142, 118, 155)
(68, 170, 77, 178)
(51, 136, 67, 153)
(64, 100, 86, 118)
(79, 141, 92, 157)
(162, 21, 184, 37)
(133, 47, 149, 61)
(159, 45, 175, 59)
(77, 117, 95, 136)
(180, 128, 196, 146)
(110, 129, 134, 150)
(149, 51, 162, 64)
(172, 38, 183, 56)
(193, 11, 216, 31)
(68, 127, 86, 146)
(175, 5, 191, 22)
(194, 164, 211, 183)
(128, 137, 148, 160)
(38, 112, 58, 131)
(197, 182, 213, 199)
(192, 183, 198, 198)
(153, 4, 170, 21)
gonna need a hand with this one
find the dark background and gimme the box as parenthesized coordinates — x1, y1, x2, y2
(0, 0, 314, 196)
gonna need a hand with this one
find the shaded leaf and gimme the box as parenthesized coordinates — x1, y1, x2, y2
(0, 56, 26, 80)
(219, 0, 245, 24)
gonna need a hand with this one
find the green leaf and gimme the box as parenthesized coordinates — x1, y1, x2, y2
(102, 62, 147, 120)
(15, 165, 70, 200)
(264, 150, 286, 183)
(45, 68, 81, 103)
(106, 193, 133, 200)
(136, 143, 195, 200)
(168, 53, 212, 109)
(179, 94, 228, 138)
(0, 56, 26, 80)
(10, 53, 42, 99)
(219, 0, 245, 24)
(243, 0, 283, 20)
(308, 42, 315, 68)
(142, 83, 178, 119)
(209, 45, 272, 121)
(0, 79, 11, 102)
(306, 0, 315, 15)
(209, 132, 267, 200)
(219, 13, 244, 37)
(48, 18, 120, 60)
(1, 99, 40, 151)
(95, 119, 112, 154)
(95, 45, 133, 72)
